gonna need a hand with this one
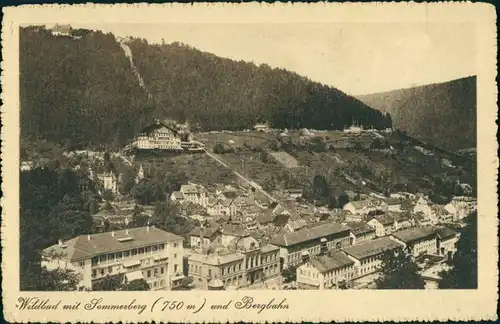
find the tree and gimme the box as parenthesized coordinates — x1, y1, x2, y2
(312, 174, 329, 202)
(213, 143, 226, 154)
(438, 212, 477, 289)
(282, 265, 297, 283)
(122, 279, 150, 291)
(37, 267, 81, 291)
(375, 250, 425, 289)
(92, 274, 125, 291)
(102, 189, 114, 202)
(337, 192, 349, 208)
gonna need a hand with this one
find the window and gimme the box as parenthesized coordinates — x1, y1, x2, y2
(100, 269, 105, 275)
(92, 270, 96, 277)
(124, 251, 130, 258)
(153, 281, 158, 288)
(154, 268, 158, 276)
(116, 252, 122, 260)
(174, 254, 177, 259)
(174, 243, 178, 248)
(147, 270, 151, 278)
(145, 247, 151, 254)
(79, 261, 85, 267)
(92, 257, 98, 266)
(131, 249, 137, 256)
(99, 255, 106, 263)
(108, 266, 112, 273)
(152, 246, 157, 252)
(161, 267, 165, 274)
(159, 244, 165, 250)
(138, 248, 145, 255)
(174, 265, 178, 273)
(208, 269, 212, 277)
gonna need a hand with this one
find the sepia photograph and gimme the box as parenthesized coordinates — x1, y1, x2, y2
(2, 3, 497, 323)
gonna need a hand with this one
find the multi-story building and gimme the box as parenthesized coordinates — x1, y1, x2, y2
(343, 237, 404, 278)
(97, 172, 118, 194)
(367, 214, 397, 237)
(189, 226, 222, 248)
(445, 196, 477, 221)
(171, 184, 209, 207)
(296, 250, 356, 290)
(343, 199, 388, 216)
(187, 235, 280, 289)
(42, 226, 184, 291)
(390, 227, 437, 257)
(207, 198, 237, 217)
(269, 222, 353, 269)
(435, 227, 460, 259)
(347, 222, 376, 244)
(135, 121, 182, 151)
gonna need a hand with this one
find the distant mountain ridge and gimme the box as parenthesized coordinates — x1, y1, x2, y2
(356, 76, 476, 152)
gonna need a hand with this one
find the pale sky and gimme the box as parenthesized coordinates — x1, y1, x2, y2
(52, 22, 476, 95)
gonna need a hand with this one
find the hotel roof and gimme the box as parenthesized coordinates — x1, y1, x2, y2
(269, 222, 350, 247)
(309, 251, 355, 273)
(391, 227, 437, 244)
(43, 227, 183, 262)
(435, 227, 459, 240)
(343, 237, 403, 260)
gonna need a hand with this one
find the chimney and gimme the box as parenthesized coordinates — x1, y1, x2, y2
(58, 239, 63, 247)
(111, 231, 116, 237)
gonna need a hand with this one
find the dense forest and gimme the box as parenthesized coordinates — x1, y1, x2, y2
(20, 26, 391, 150)
(20, 167, 98, 290)
(356, 76, 476, 152)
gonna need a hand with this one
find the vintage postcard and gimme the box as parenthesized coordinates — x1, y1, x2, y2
(1, 3, 498, 323)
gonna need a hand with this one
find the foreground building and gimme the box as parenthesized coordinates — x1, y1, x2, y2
(296, 250, 356, 290)
(343, 237, 404, 278)
(269, 222, 353, 269)
(42, 226, 184, 291)
(390, 227, 438, 257)
(187, 234, 280, 289)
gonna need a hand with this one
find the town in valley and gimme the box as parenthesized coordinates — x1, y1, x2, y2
(20, 24, 478, 292)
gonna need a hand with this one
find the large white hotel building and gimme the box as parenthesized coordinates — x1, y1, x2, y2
(42, 226, 184, 290)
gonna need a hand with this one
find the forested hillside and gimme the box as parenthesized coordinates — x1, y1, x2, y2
(20, 26, 391, 149)
(356, 77, 476, 152)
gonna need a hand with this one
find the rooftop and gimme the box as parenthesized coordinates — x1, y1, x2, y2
(189, 226, 221, 238)
(391, 227, 437, 244)
(343, 237, 403, 260)
(309, 251, 355, 273)
(435, 227, 459, 240)
(347, 222, 375, 235)
(346, 199, 386, 209)
(43, 227, 183, 262)
(269, 222, 350, 247)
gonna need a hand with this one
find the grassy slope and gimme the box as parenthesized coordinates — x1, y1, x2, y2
(356, 76, 477, 152)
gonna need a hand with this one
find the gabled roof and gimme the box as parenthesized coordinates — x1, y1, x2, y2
(346, 199, 386, 209)
(189, 226, 221, 238)
(343, 237, 404, 260)
(347, 222, 375, 235)
(371, 214, 396, 225)
(139, 122, 179, 136)
(43, 227, 183, 262)
(269, 222, 351, 247)
(435, 227, 458, 240)
(309, 251, 355, 273)
(391, 227, 436, 244)
(180, 185, 199, 194)
(172, 191, 184, 199)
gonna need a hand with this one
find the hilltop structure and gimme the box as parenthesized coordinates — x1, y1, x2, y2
(132, 120, 204, 154)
